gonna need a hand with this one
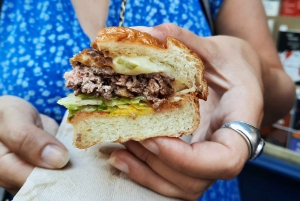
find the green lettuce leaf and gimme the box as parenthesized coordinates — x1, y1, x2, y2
(57, 93, 149, 118)
(57, 93, 103, 110)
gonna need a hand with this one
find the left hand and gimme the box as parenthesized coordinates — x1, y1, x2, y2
(109, 24, 264, 200)
(0, 96, 67, 194)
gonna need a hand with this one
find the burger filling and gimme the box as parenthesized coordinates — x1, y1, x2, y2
(64, 63, 175, 109)
(58, 49, 185, 118)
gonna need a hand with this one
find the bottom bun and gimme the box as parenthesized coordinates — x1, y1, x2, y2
(70, 94, 200, 149)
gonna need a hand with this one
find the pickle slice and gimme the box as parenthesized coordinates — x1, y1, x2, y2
(117, 58, 138, 69)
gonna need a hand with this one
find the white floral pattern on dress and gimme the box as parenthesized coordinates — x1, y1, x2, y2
(0, 0, 90, 121)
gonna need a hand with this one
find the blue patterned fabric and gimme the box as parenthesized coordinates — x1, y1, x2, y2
(0, 0, 223, 123)
(107, 0, 213, 36)
(0, 1, 242, 201)
(0, 0, 90, 121)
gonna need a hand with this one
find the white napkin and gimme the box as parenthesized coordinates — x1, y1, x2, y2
(13, 115, 180, 201)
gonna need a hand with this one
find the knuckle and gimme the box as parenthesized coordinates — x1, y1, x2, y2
(139, 150, 156, 167)
(0, 142, 9, 156)
(206, 39, 220, 56)
(156, 23, 181, 37)
(174, 159, 190, 173)
(182, 179, 203, 194)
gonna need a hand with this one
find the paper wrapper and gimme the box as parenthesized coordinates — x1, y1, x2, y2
(13, 115, 180, 201)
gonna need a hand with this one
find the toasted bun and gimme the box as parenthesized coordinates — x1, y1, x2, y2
(91, 27, 208, 100)
(70, 94, 199, 149)
(66, 27, 208, 149)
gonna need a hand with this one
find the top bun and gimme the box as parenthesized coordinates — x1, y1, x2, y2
(91, 27, 208, 100)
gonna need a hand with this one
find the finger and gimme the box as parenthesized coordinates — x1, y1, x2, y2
(133, 24, 260, 79)
(140, 130, 248, 180)
(109, 149, 202, 201)
(40, 114, 59, 136)
(217, 87, 263, 128)
(192, 89, 220, 143)
(0, 123, 69, 169)
(132, 24, 204, 52)
(132, 25, 237, 98)
(0, 142, 33, 194)
(131, 24, 188, 43)
(0, 96, 69, 168)
(125, 141, 213, 194)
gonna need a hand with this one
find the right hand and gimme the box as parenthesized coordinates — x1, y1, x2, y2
(109, 24, 263, 200)
(0, 95, 69, 195)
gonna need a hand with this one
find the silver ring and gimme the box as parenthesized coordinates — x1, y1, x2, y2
(221, 121, 265, 160)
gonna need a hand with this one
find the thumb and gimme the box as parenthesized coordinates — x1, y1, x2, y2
(1, 123, 69, 169)
(0, 96, 69, 169)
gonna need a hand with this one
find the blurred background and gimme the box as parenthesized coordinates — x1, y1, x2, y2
(239, 1, 300, 201)
(1, 0, 300, 200)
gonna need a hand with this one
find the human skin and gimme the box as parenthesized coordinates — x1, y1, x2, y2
(0, 0, 295, 198)
(108, 0, 295, 199)
(214, 0, 295, 126)
(109, 24, 264, 200)
(0, 96, 69, 194)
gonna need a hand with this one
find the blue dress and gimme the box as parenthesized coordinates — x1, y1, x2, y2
(0, 0, 241, 200)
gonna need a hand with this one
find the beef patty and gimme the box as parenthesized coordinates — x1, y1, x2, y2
(64, 49, 175, 109)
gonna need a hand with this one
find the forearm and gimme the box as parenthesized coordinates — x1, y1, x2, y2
(260, 65, 296, 126)
(215, 0, 296, 127)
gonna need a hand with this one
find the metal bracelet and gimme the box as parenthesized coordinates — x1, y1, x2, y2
(221, 121, 265, 160)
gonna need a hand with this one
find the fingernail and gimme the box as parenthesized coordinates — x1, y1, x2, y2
(130, 26, 153, 33)
(140, 139, 159, 155)
(41, 145, 70, 168)
(108, 156, 129, 174)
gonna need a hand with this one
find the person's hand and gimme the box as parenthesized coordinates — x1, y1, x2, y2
(0, 95, 69, 195)
(108, 24, 264, 200)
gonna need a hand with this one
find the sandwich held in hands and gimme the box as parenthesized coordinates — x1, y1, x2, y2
(58, 27, 208, 149)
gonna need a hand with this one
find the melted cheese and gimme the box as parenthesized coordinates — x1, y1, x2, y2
(112, 56, 187, 92)
(110, 105, 154, 117)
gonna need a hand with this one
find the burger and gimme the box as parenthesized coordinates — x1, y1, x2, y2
(58, 27, 208, 149)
